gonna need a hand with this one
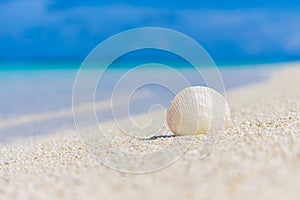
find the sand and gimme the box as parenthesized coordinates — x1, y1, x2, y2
(0, 63, 300, 200)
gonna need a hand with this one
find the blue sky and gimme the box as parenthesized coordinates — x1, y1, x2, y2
(1, 0, 300, 63)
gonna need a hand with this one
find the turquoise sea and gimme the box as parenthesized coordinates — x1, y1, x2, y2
(0, 61, 282, 143)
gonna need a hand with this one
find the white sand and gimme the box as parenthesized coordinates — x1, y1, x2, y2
(0, 63, 300, 199)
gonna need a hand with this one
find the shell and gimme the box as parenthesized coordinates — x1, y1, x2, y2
(167, 86, 230, 135)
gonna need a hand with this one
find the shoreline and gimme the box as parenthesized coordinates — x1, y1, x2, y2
(0, 63, 275, 143)
(0, 63, 299, 199)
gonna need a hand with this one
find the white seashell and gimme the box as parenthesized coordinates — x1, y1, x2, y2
(167, 86, 230, 135)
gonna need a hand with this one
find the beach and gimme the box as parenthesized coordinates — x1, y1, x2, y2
(0, 63, 300, 199)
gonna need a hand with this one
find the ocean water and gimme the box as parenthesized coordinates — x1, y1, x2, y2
(0, 62, 281, 143)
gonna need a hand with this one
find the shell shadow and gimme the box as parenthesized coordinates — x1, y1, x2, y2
(143, 135, 176, 140)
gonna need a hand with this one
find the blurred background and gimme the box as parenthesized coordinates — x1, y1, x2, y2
(1, 0, 300, 65)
